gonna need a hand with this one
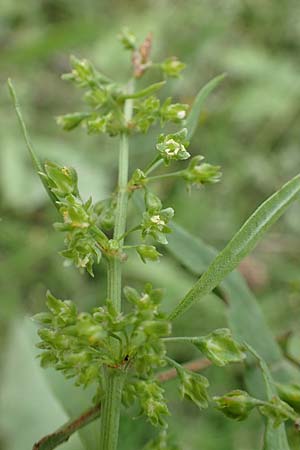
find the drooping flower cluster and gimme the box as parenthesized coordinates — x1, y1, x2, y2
(56, 51, 188, 137)
(42, 161, 107, 275)
(35, 284, 171, 425)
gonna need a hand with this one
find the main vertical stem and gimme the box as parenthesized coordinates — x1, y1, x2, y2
(99, 80, 134, 450)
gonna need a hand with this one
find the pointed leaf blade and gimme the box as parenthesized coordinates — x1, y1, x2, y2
(169, 174, 300, 320)
(185, 73, 226, 140)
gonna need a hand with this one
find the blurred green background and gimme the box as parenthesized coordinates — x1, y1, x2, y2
(1, 0, 300, 449)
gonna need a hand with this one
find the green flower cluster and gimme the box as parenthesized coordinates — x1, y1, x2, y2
(123, 380, 169, 427)
(57, 54, 188, 137)
(57, 56, 125, 137)
(132, 97, 188, 133)
(42, 161, 107, 276)
(35, 284, 171, 395)
(138, 190, 173, 246)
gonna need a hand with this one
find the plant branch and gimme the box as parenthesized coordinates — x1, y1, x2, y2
(32, 404, 101, 450)
(33, 357, 211, 450)
(144, 155, 163, 176)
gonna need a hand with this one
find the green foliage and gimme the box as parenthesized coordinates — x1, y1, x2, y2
(36, 285, 171, 389)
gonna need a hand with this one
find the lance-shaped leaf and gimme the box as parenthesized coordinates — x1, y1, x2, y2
(169, 174, 300, 321)
(7, 79, 58, 207)
(185, 73, 226, 140)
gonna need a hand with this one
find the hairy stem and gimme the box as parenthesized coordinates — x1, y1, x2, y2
(99, 80, 134, 450)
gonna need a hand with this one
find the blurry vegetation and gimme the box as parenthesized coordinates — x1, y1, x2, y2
(1, 1, 300, 449)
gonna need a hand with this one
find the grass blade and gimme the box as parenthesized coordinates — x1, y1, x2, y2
(169, 174, 300, 321)
(185, 73, 226, 140)
(7, 79, 58, 207)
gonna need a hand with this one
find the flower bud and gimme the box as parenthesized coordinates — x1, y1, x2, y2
(44, 161, 79, 197)
(183, 155, 222, 190)
(145, 191, 162, 212)
(177, 367, 209, 409)
(56, 112, 89, 131)
(118, 28, 137, 50)
(214, 390, 258, 421)
(124, 286, 141, 304)
(194, 328, 246, 366)
(136, 245, 162, 263)
(142, 320, 171, 337)
(161, 57, 186, 78)
(276, 382, 300, 412)
(160, 97, 189, 124)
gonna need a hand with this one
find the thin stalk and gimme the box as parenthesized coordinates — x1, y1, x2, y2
(162, 336, 200, 344)
(147, 171, 184, 182)
(99, 79, 134, 450)
(144, 155, 163, 176)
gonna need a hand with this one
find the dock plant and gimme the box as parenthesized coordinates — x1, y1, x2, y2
(9, 29, 300, 450)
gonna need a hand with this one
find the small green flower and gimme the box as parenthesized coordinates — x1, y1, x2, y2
(156, 129, 190, 165)
(136, 380, 170, 426)
(56, 112, 90, 131)
(136, 245, 162, 263)
(182, 155, 222, 190)
(145, 191, 162, 212)
(214, 390, 258, 421)
(160, 98, 189, 125)
(193, 328, 246, 366)
(133, 96, 160, 133)
(128, 168, 147, 190)
(118, 28, 137, 50)
(161, 57, 186, 78)
(176, 367, 210, 409)
(141, 207, 174, 244)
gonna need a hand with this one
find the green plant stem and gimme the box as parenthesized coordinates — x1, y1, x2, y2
(144, 155, 163, 175)
(99, 79, 134, 450)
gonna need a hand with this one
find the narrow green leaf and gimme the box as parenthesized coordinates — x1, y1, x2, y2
(121, 81, 166, 100)
(7, 79, 58, 208)
(185, 73, 226, 140)
(169, 174, 300, 321)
